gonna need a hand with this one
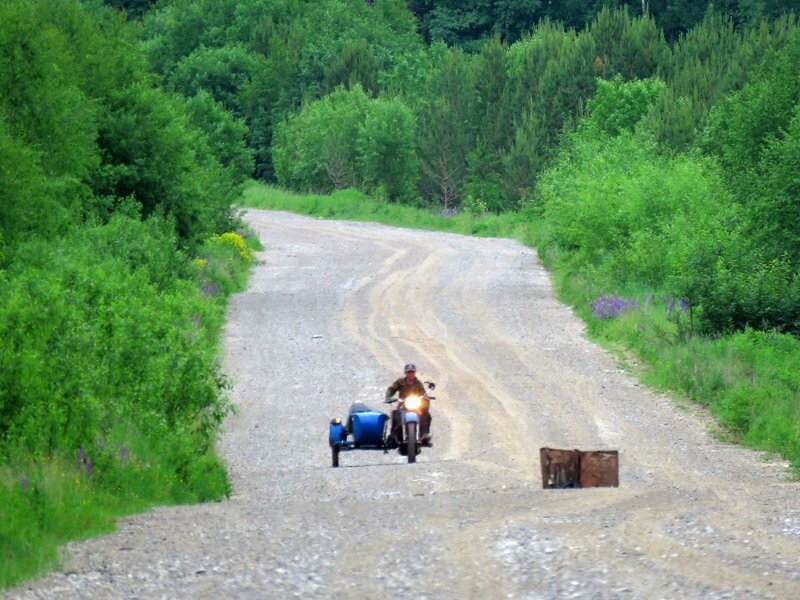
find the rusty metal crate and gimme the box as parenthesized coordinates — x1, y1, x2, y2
(540, 447, 619, 489)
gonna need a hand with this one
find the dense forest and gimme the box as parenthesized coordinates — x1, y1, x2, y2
(3, 0, 800, 587)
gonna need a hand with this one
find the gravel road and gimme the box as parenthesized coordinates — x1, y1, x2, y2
(7, 210, 800, 599)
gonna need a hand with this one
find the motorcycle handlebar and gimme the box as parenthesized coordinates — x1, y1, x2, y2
(384, 394, 435, 403)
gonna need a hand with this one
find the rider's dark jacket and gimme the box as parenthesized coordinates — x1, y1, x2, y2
(385, 376, 426, 401)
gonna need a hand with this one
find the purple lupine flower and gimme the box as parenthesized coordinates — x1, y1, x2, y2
(590, 295, 638, 319)
(85, 458, 93, 477)
(678, 298, 689, 311)
(120, 447, 129, 461)
(202, 281, 220, 297)
(20, 476, 28, 492)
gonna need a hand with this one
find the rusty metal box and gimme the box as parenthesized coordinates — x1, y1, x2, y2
(540, 448, 619, 489)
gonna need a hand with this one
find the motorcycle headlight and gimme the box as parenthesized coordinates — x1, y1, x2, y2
(404, 395, 422, 411)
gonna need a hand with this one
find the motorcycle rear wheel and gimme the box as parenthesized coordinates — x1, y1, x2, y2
(406, 422, 417, 464)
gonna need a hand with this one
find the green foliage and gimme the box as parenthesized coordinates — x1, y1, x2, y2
(704, 27, 800, 220)
(0, 458, 130, 588)
(419, 0, 546, 49)
(0, 216, 219, 450)
(499, 106, 545, 206)
(143, 0, 422, 178)
(501, 19, 598, 200)
(0, 119, 70, 252)
(469, 36, 509, 153)
(754, 106, 800, 254)
(273, 85, 418, 202)
(537, 129, 732, 292)
(0, 1, 99, 181)
(589, 6, 669, 79)
(100, 0, 158, 20)
(168, 44, 261, 118)
(676, 244, 800, 334)
(183, 91, 255, 184)
(643, 329, 800, 466)
(273, 85, 370, 192)
(639, 88, 701, 150)
(325, 38, 383, 94)
(587, 75, 666, 135)
(412, 0, 800, 46)
(650, 8, 798, 149)
(0, 0, 255, 587)
(91, 84, 239, 247)
(687, 28, 800, 332)
(533, 106, 800, 339)
(0, 212, 259, 587)
(415, 44, 476, 208)
(359, 96, 419, 203)
(0, 0, 239, 249)
(0, 0, 104, 248)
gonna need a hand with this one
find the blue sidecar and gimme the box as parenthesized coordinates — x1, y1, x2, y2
(329, 403, 389, 468)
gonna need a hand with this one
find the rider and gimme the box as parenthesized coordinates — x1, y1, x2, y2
(385, 363, 432, 447)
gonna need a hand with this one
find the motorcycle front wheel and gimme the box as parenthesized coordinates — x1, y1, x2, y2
(331, 445, 340, 468)
(406, 421, 417, 464)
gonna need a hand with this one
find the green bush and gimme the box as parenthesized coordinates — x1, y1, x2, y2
(273, 85, 418, 202)
(0, 213, 260, 588)
(358, 95, 418, 203)
(0, 216, 229, 452)
(537, 128, 733, 294)
(587, 75, 666, 135)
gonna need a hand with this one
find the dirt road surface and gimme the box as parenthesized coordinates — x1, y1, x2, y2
(8, 210, 800, 599)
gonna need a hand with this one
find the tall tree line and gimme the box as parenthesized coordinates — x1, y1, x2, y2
(128, 1, 797, 212)
(410, 0, 800, 46)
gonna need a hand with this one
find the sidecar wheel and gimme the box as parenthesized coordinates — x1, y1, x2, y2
(406, 422, 417, 464)
(332, 446, 340, 468)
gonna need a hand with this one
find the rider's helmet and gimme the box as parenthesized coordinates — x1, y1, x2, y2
(404, 363, 416, 373)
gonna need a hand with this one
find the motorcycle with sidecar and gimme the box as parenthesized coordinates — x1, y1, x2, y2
(328, 382, 435, 467)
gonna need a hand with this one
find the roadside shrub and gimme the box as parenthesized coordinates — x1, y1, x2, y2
(215, 232, 254, 264)
(657, 330, 800, 465)
(537, 129, 733, 295)
(91, 85, 239, 248)
(358, 95, 418, 203)
(195, 232, 256, 297)
(0, 211, 255, 587)
(272, 85, 418, 202)
(273, 85, 369, 192)
(0, 219, 229, 454)
(0, 213, 249, 490)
